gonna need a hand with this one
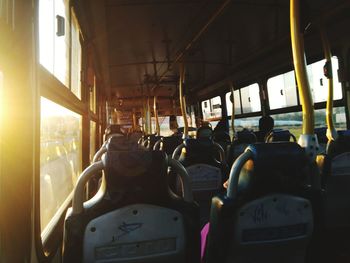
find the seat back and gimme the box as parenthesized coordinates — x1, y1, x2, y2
(156, 136, 182, 155)
(213, 130, 231, 156)
(323, 133, 350, 228)
(227, 130, 257, 167)
(63, 150, 200, 263)
(176, 138, 227, 223)
(265, 129, 297, 143)
(206, 143, 314, 263)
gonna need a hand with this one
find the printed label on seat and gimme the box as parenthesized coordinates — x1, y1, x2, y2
(186, 164, 222, 191)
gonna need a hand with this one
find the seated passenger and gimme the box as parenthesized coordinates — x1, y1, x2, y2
(255, 115, 274, 142)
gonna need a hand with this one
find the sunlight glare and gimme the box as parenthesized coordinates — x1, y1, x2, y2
(41, 97, 79, 118)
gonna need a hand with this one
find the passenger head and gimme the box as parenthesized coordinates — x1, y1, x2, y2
(259, 115, 274, 133)
(169, 115, 179, 133)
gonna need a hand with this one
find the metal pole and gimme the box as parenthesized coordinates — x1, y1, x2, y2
(290, 0, 318, 159)
(179, 63, 189, 138)
(153, 96, 160, 135)
(319, 25, 337, 141)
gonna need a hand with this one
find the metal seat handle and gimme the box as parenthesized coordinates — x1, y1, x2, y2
(153, 139, 162, 151)
(213, 142, 225, 163)
(168, 158, 193, 202)
(72, 159, 105, 215)
(172, 143, 185, 160)
(226, 150, 253, 199)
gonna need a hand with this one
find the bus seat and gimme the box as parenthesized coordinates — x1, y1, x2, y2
(63, 150, 200, 263)
(107, 135, 139, 151)
(315, 127, 328, 153)
(197, 126, 213, 139)
(104, 124, 124, 141)
(205, 143, 313, 263)
(226, 130, 257, 168)
(322, 133, 350, 228)
(173, 138, 228, 224)
(128, 131, 142, 144)
(213, 130, 231, 155)
(153, 135, 182, 155)
(265, 129, 297, 143)
(142, 134, 162, 150)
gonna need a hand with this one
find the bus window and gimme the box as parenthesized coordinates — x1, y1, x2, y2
(240, 83, 261, 113)
(229, 116, 261, 132)
(71, 9, 82, 99)
(225, 90, 241, 116)
(40, 97, 82, 237)
(201, 96, 222, 121)
(307, 56, 342, 103)
(271, 106, 347, 140)
(90, 121, 96, 162)
(90, 75, 97, 113)
(39, 0, 70, 87)
(267, 70, 298, 110)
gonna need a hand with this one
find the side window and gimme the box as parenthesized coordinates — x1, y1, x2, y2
(39, 0, 70, 87)
(71, 9, 82, 99)
(40, 97, 82, 236)
(201, 96, 222, 121)
(267, 70, 298, 110)
(90, 121, 96, 162)
(90, 75, 97, 113)
(240, 83, 261, 113)
(231, 116, 261, 132)
(225, 90, 241, 116)
(307, 56, 342, 103)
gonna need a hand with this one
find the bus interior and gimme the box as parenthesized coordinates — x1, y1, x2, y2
(1, 0, 350, 262)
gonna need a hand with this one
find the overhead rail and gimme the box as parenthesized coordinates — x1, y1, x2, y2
(151, 0, 232, 93)
(290, 0, 319, 159)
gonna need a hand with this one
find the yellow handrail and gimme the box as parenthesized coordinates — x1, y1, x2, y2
(320, 25, 337, 141)
(229, 81, 235, 139)
(179, 63, 189, 138)
(153, 96, 160, 135)
(290, 0, 314, 135)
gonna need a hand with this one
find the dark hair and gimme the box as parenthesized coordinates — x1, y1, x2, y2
(259, 116, 274, 132)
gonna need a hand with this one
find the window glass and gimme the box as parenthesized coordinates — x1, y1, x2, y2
(39, 0, 70, 87)
(267, 70, 298, 109)
(225, 90, 241, 116)
(40, 97, 82, 235)
(271, 106, 347, 140)
(90, 75, 97, 113)
(71, 9, 82, 99)
(307, 57, 342, 103)
(228, 116, 261, 138)
(201, 96, 222, 121)
(90, 121, 96, 162)
(240, 83, 261, 113)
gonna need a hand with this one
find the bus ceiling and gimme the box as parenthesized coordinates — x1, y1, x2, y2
(77, 0, 350, 108)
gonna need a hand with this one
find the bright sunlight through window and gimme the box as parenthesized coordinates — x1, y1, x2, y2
(40, 97, 82, 237)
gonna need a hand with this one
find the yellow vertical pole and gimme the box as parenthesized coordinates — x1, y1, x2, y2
(320, 26, 337, 141)
(179, 63, 189, 138)
(229, 81, 235, 139)
(132, 108, 137, 131)
(145, 96, 152, 135)
(153, 96, 161, 135)
(290, 0, 314, 135)
(290, 0, 318, 158)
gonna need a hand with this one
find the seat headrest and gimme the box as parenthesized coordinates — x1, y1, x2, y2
(315, 127, 327, 144)
(162, 136, 182, 155)
(107, 136, 138, 151)
(181, 138, 218, 166)
(197, 126, 213, 139)
(266, 129, 294, 142)
(213, 130, 231, 143)
(327, 133, 350, 158)
(236, 130, 256, 144)
(104, 151, 169, 202)
(236, 143, 308, 198)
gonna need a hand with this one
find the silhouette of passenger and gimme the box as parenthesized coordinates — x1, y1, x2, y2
(255, 115, 274, 142)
